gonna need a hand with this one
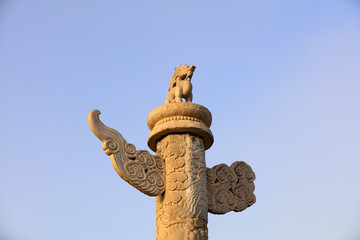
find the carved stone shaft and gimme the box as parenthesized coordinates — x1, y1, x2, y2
(155, 134, 208, 240)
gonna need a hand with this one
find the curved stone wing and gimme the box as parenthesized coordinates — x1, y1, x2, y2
(207, 161, 256, 214)
(88, 110, 165, 196)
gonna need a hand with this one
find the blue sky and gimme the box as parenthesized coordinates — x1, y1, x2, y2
(0, 1, 359, 239)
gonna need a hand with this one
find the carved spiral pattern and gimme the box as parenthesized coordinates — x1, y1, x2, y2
(125, 161, 145, 179)
(207, 161, 256, 214)
(103, 139, 120, 155)
(137, 150, 156, 168)
(206, 169, 216, 182)
(214, 164, 236, 183)
(232, 161, 255, 182)
(147, 171, 165, 188)
(155, 156, 165, 170)
(124, 143, 136, 155)
(216, 189, 235, 206)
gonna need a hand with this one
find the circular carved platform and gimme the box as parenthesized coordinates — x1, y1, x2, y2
(147, 102, 214, 152)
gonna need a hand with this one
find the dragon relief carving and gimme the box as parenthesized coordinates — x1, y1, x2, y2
(88, 110, 165, 196)
(165, 64, 196, 104)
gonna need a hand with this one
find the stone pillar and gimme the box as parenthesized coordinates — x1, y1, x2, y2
(147, 102, 213, 240)
(156, 134, 208, 240)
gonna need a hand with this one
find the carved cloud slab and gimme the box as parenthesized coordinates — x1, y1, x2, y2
(88, 110, 166, 196)
(207, 161, 256, 214)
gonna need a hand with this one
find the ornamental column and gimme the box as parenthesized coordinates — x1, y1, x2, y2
(147, 103, 213, 240)
(88, 64, 256, 240)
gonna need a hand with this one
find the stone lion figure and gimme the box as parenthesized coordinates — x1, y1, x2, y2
(165, 64, 196, 104)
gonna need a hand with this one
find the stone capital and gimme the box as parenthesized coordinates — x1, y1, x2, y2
(147, 102, 214, 152)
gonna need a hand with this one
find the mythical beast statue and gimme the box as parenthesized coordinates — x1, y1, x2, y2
(165, 64, 196, 103)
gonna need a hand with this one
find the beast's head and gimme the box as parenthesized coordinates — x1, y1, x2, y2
(174, 64, 196, 82)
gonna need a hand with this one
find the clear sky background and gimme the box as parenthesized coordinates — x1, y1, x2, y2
(0, 1, 359, 240)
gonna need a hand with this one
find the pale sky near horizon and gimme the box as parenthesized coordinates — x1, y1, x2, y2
(1, 1, 360, 240)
